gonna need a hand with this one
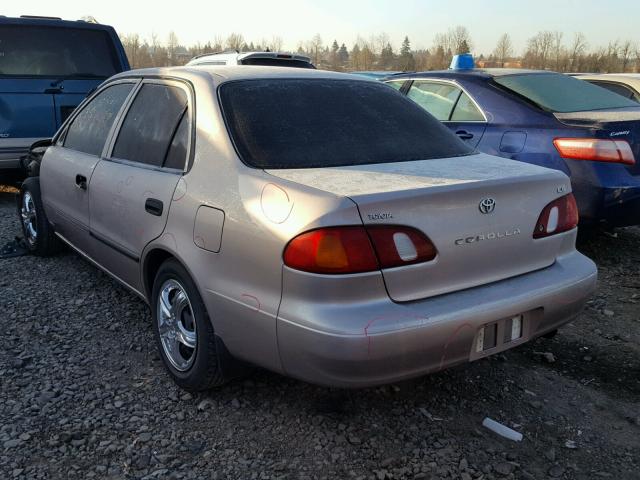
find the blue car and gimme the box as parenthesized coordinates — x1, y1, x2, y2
(0, 16, 129, 173)
(350, 71, 404, 80)
(385, 68, 640, 227)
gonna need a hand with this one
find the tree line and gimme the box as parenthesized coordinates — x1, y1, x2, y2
(120, 27, 640, 73)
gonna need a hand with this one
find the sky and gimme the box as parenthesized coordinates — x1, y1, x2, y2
(7, 0, 640, 55)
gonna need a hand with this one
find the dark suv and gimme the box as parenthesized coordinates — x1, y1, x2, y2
(0, 16, 130, 174)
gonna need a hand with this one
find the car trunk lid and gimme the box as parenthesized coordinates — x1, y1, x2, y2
(554, 107, 640, 176)
(267, 153, 571, 302)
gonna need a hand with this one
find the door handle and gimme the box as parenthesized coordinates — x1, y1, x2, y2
(145, 198, 164, 216)
(456, 130, 474, 140)
(75, 174, 87, 190)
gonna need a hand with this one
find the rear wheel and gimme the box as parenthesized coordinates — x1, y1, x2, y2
(151, 259, 233, 391)
(18, 177, 60, 256)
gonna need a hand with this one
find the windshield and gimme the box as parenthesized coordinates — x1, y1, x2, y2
(494, 73, 639, 113)
(219, 79, 473, 169)
(0, 25, 121, 78)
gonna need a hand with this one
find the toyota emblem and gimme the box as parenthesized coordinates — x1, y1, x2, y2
(479, 198, 496, 214)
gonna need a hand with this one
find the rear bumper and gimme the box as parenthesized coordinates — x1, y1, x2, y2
(0, 139, 41, 171)
(0, 154, 25, 171)
(574, 184, 640, 227)
(600, 185, 640, 227)
(277, 250, 597, 388)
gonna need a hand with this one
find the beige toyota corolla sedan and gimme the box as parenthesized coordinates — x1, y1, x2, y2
(18, 66, 597, 390)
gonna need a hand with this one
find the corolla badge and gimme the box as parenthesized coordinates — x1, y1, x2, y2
(0, 133, 10, 138)
(479, 198, 496, 214)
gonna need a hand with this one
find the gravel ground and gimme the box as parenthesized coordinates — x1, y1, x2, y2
(1, 181, 639, 480)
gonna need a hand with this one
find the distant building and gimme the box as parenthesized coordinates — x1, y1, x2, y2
(476, 60, 523, 69)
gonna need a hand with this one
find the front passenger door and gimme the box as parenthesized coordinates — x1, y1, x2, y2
(88, 80, 192, 292)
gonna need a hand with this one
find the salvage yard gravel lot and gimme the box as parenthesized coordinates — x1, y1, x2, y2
(0, 182, 638, 480)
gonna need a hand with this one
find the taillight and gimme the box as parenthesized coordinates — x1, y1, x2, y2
(533, 194, 579, 239)
(366, 225, 437, 269)
(554, 138, 635, 165)
(283, 226, 437, 274)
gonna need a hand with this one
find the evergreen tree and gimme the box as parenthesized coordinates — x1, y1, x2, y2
(400, 36, 411, 56)
(379, 43, 396, 69)
(338, 43, 349, 64)
(457, 39, 470, 54)
(399, 36, 415, 71)
(330, 40, 340, 70)
(351, 44, 361, 70)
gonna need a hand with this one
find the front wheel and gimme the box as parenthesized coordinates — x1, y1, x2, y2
(151, 259, 236, 391)
(17, 177, 60, 256)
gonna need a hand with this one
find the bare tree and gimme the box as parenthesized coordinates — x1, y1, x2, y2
(569, 32, 587, 72)
(604, 40, 620, 72)
(308, 34, 323, 66)
(226, 33, 245, 52)
(268, 36, 284, 52)
(372, 32, 392, 56)
(450, 26, 473, 54)
(551, 32, 565, 71)
(493, 33, 513, 66)
(122, 33, 141, 68)
(524, 31, 554, 69)
(167, 31, 179, 63)
(620, 40, 635, 72)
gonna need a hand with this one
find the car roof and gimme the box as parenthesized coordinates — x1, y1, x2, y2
(575, 73, 640, 91)
(576, 73, 640, 80)
(0, 15, 115, 31)
(387, 68, 555, 81)
(188, 51, 312, 65)
(111, 65, 375, 84)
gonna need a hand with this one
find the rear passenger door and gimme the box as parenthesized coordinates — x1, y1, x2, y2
(405, 80, 486, 148)
(40, 81, 136, 250)
(88, 79, 193, 291)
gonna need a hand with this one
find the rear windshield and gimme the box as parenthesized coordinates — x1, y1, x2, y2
(0, 25, 121, 78)
(240, 57, 315, 69)
(494, 73, 638, 113)
(219, 79, 473, 169)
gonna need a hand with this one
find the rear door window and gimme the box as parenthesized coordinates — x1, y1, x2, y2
(451, 91, 485, 121)
(63, 83, 134, 156)
(406, 81, 461, 121)
(219, 78, 473, 169)
(112, 83, 189, 168)
(386, 80, 405, 91)
(163, 111, 190, 170)
(0, 25, 121, 78)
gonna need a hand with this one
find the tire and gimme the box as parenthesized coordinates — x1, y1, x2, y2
(151, 258, 235, 391)
(17, 177, 61, 256)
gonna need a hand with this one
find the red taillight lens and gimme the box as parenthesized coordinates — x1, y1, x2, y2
(283, 227, 379, 274)
(366, 225, 437, 269)
(533, 193, 579, 239)
(283, 226, 437, 274)
(554, 138, 635, 165)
